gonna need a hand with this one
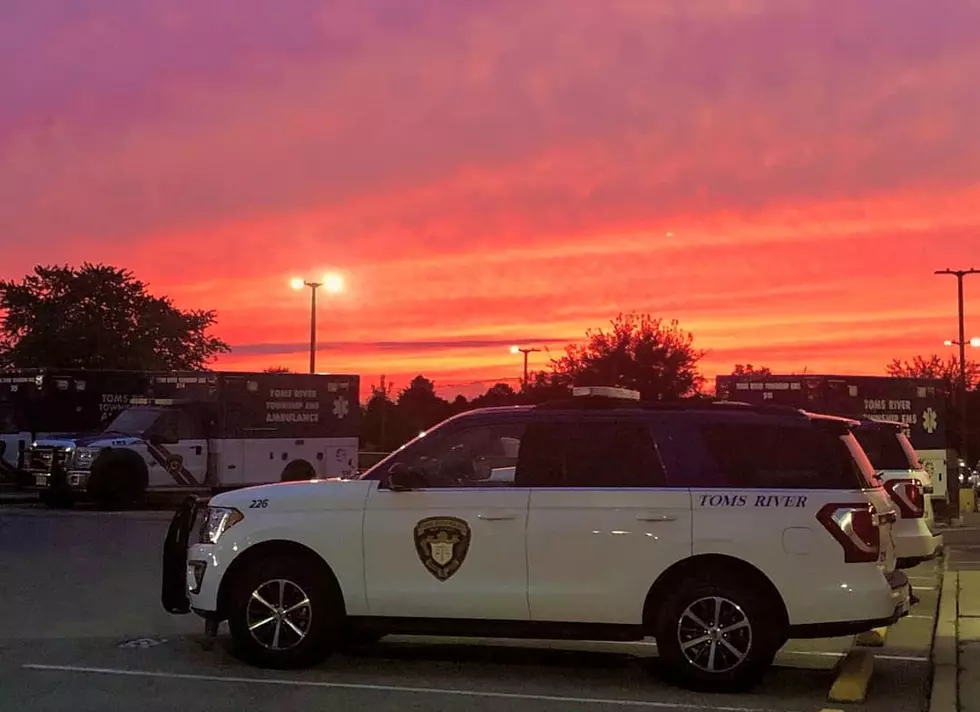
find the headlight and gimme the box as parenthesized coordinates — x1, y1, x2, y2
(199, 507, 244, 544)
(73, 447, 102, 470)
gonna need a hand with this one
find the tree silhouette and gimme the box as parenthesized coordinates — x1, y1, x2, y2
(0, 264, 229, 370)
(731, 363, 772, 376)
(548, 312, 705, 400)
(361, 375, 402, 451)
(396, 375, 452, 435)
(886, 354, 980, 390)
(469, 382, 521, 408)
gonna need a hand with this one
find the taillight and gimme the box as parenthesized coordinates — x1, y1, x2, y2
(816, 502, 880, 563)
(883, 478, 924, 519)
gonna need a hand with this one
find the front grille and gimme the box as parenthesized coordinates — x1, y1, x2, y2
(28, 447, 70, 473)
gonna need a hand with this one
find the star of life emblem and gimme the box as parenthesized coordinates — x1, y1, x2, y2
(332, 396, 349, 419)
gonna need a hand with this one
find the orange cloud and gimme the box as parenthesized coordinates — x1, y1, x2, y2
(3, 0, 980, 400)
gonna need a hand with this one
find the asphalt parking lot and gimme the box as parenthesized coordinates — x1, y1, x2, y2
(0, 503, 943, 712)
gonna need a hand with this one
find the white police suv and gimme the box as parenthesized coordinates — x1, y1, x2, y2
(162, 386, 911, 692)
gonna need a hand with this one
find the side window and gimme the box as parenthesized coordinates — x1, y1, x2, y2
(176, 409, 207, 440)
(397, 422, 526, 488)
(699, 421, 862, 489)
(515, 419, 666, 488)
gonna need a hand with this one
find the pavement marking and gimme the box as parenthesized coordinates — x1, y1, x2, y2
(913, 586, 937, 591)
(21, 664, 806, 712)
(827, 649, 874, 703)
(786, 651, 928, 663)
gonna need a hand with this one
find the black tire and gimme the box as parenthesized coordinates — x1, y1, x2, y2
(227, 554, 342, 669)
(654, 576, 783, 693)
(281, 460, 316, 483)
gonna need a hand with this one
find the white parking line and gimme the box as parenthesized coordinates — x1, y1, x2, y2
(782, 651, 928, 663)
(21, 664, 806, 712)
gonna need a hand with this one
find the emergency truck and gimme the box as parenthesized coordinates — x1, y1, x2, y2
(715, 375, 952, 504)
(24, 370, 359, 508)
(1, 369, 150, 484)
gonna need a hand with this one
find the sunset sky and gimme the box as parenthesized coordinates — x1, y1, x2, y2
(3, 0, 980, 399)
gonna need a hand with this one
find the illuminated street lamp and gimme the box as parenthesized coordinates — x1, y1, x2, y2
(291, 272, 345, 374)
(510, 345, 540, 391)
(944, 337, 980, 348)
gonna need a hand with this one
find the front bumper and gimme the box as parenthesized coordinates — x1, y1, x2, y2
(27, 470, 91, 491)
(161, 496, 204, 615)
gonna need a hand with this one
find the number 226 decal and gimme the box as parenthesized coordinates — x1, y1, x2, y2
(249, 499, 269, 509)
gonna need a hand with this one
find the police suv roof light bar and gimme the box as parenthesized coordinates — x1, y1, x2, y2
(571, 386, 641, 400)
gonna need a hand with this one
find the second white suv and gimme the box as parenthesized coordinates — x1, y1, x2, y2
(851, 419, 942, 569)
(162, 387, 911, 693)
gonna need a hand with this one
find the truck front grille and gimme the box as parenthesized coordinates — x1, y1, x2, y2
(28, 447, 70, 473)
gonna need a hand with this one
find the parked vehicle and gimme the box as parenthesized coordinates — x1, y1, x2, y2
(25, 370, 359, 508)
(851, 418, 942, 568)
(163, 386, 911, 692)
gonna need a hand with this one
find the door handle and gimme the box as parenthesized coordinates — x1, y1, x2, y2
(636, 514, 677, 522)
(477, 514, 517, 521)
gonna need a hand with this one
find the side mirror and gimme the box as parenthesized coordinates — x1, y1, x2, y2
(385, 462, 427, 491)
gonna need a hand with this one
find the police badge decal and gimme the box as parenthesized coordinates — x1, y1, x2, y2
(413, 516, 471, 581)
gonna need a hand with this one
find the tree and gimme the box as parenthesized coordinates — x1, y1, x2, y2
(397, 375, 451, 423)
(0, 264, 229, 370)
(263, 366, 293, 373)
(548, 312, 705, 400)
(886, 354, 980, 391)
(361, 375, 402, 451)
(731, 364, 772, 376)
(469, 383, 520, 409)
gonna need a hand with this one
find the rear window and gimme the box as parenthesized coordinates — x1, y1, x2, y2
(699, 421, 874, 489)
(854, 427, 919, 471)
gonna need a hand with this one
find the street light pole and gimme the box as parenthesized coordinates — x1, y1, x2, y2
(291, 273, 345, 375)
(936, 267, 980, 512)
(308, 282, 318, 374)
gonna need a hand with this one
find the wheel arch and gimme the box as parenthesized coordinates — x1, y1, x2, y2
(281, 459, 317, 482)
(92, 446, 149, 489)
(642, 554, 789, 635)
(216, 539, 346, 621)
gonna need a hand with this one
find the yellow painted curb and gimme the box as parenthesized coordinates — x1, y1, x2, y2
(855, 627, 888, 647)
(828, 648, 875, 703)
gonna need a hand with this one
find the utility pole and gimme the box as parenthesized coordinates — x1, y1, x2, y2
(511, 346, 541, 391)
(936, 267, 980, 513)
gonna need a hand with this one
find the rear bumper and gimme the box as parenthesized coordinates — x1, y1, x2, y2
(894, 521, 943, 568)
(789, 569, 911, 639)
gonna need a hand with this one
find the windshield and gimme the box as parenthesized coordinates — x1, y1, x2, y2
(356, 417, 458, 479)
(854, 427, 919, 471)
(104, 407, 164, 436)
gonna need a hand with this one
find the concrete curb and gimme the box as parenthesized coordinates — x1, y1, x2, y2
(828, 648, 875, 703)
(929, 557, 958, 712)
